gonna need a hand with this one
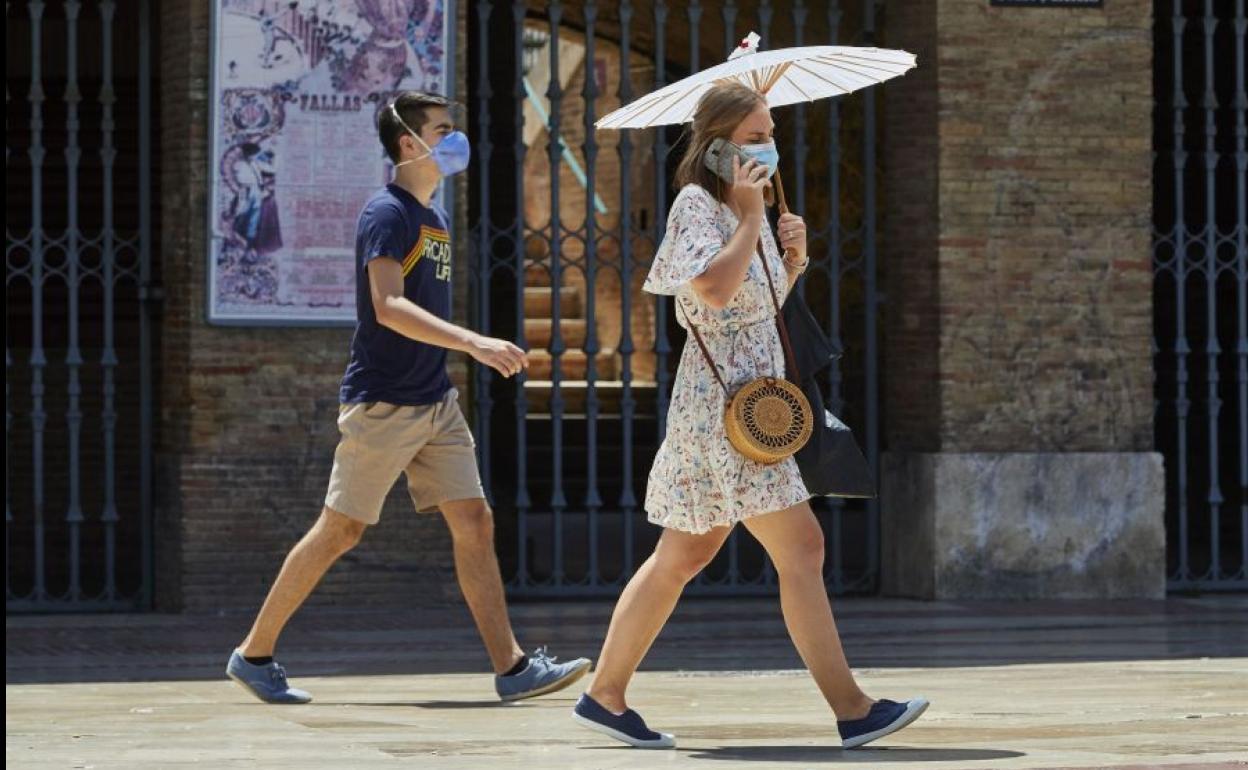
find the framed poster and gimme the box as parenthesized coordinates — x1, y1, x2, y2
(208, 0, 453, 325)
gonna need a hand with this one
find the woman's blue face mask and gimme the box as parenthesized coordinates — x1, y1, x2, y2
(740, 140, 779, 178)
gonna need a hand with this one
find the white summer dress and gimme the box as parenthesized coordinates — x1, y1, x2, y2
(642, 183, 810, 534)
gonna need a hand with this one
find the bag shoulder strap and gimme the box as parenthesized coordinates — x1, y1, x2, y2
(677, 300, 730, 397)
(755, 232, 802, 383)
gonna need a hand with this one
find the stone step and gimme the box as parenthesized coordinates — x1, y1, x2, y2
(524, 318, 587, 348)
(523, 380, 658, 414)
(523, 286, 582, 318)
(526, 348, 619, 380)
(525, 264, 551, 287)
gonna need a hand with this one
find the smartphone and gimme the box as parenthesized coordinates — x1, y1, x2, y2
(704, 137, 754, 184)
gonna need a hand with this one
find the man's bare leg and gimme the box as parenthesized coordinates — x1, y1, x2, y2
(439, 497, 525, 674)
(239, 507, 367, 657)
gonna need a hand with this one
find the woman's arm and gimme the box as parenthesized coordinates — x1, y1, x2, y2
(689, 209, 764, 310)
(777, 211, 809, 292)
(689, 158, 771, 310)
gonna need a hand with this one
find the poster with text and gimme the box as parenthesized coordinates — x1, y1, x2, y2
(209, 0, 449, 324)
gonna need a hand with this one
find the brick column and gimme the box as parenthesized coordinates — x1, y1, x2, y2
(879, 0, 1164, 598)
(156, 2, 461, 611)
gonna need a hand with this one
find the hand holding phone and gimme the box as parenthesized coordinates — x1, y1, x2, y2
(729, 154, 769, 222)
(704, 137, 752, 183)
(705, 138, 768, 221)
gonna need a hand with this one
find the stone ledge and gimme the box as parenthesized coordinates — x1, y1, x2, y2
(882, 452, 1165, 600)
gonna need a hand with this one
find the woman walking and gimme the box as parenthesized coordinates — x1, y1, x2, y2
(571, 82, 927, 750)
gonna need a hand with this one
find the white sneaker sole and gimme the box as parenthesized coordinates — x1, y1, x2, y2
(841, 697, 929, 749)
(498, 659, 592, 702)
(571, 711, 677, 749)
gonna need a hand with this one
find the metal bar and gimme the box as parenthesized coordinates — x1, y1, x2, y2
(862, 0, 880, 591)
(512, 1, 532, 586)
(100, 0, 120, 601)
(5, 348, 10, 602)
(6, 48, 12, 603)
(826, 0, 845, 594)
(653, 0, 672, 436)
(685, 0, 726, 589)
(1234, 0, 1248, 579)
(1171, 0, 1193, 583)
(790, 0, 813, 589)
(473, 0, 495, 512)
(685, 0, 713, 587)
(792, 0, 808, 219)
(1201, 0, 1223, 581)
(617, 0, 638, 578)
(28, 0, 48, 603)
(757, 0, 773, 50)
(138, 0, 154, 607)
(1162, 576, 1248, 592)
(545, 2, 567, 586)
(64, 0, 85, 601)
(722, 0, 738, 54)
(582, 0, 603, 586)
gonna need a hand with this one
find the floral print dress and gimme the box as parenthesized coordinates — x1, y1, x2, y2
(642, 183, 810, 534)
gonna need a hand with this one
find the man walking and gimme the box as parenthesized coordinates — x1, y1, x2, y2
(226, 91, 591, 704)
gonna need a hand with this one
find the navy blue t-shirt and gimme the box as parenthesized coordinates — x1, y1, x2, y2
(339, 184, 453, 405)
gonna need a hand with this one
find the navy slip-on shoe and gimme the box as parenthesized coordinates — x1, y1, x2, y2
(226, 649, 312, 704)
(494, 646, 592, 702)
(838, 697, 929, 749)
(571, 693, 676, 749)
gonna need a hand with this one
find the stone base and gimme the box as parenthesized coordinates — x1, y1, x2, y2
(882, 452, 1165, 599)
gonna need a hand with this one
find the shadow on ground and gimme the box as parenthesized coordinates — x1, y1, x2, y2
(678, 746, 1025, 763)
(7, 595, 1246, 684)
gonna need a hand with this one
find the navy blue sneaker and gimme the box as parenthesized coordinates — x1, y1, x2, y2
(571, 693, 676, 749)
(494, 646, 592, 702)
(838, 697, 929, 749)
(226, 650, 312, 704)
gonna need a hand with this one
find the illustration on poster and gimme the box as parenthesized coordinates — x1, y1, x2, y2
(210, 0, 447, 324)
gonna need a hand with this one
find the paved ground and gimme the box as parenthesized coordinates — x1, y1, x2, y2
(6, 596, 1248, 768)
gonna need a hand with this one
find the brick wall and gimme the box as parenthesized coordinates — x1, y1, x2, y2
(882, 0, 1154, 453)
(156, 1, 470, 611)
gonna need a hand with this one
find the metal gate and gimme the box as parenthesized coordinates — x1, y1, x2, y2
(7, 0, 157, 611)
(469, 0, 882, 597)
(1153, 0, 1247, 591)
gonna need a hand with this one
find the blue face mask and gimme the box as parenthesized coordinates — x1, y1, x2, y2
(391, 104, 471, 177)
(741, 141, 779, 178)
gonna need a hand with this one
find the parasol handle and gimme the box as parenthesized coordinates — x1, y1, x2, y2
(772, 167, 798, 262)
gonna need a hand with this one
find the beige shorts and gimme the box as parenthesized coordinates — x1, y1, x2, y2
(325, 388, 485, 525)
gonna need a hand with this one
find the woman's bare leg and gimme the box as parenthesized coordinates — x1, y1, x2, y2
(742, 501, 874, 720)
(585, 525, 733, 713)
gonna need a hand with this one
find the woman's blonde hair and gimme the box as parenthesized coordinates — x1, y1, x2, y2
(673, 81, 774, 206)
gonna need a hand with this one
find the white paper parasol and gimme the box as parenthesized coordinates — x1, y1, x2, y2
(595, 32, 915, 130)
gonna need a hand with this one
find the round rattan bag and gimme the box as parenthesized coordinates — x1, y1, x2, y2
(724, 376, 813, 464)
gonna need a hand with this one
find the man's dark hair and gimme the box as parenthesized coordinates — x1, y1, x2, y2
(377, 91, 458, 163)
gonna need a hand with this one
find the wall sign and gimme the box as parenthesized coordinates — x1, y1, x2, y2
(208, 0, 452, 325)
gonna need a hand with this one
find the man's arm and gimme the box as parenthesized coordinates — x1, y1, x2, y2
(367, 257, 527, 378)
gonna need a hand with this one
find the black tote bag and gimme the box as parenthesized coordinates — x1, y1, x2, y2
(780, 289, 876, 499)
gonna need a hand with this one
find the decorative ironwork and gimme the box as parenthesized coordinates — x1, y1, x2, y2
(1154, 0, 1247, 591)
(6, 0, 156, 610)
(469, 0, 883, 597)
